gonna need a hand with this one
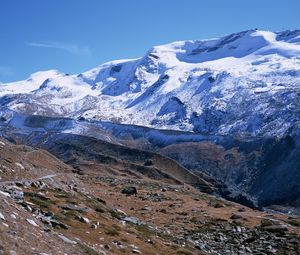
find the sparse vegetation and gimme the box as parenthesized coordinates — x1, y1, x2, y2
(176, 249, 194, 255)
(84, 195, 107, 213)
(56, 209, 79, 222)
(135, 224, 153, 238)
(78, 242, 100, 255)
(105, 225, 120, 236)
(24, 192, 55, 209)
(109, 209, 123, 219)
(286, 218, 300, 227)
(53, 190, 71, 198)
(65, 196, 79, 205)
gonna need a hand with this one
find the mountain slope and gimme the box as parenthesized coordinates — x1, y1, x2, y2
(1, 29, 300, 137)
(1, 29, 300, 211)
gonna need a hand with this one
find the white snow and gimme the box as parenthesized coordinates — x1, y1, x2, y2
(0, 70, 61, 96)
(0, 29, 299, 137)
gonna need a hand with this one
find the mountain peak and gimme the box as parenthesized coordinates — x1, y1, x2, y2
(0, 29, 299, 137)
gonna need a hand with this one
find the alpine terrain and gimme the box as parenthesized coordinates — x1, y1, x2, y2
(1, 29, 300, 254)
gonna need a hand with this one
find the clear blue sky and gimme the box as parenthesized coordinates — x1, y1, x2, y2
(1, 0, 299, 82)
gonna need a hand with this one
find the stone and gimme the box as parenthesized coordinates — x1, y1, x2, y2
(11, 190, 24, 201)
(26, 219, 38, 227)
(230, 214, 243, 220)
(76, 215, 90, 224)
(262, 225, 288, 234)
(58, 234, 77, 244)
(104, 244, 111, 250)
(146, 239, 154, 244)
(91, 224, 97, 229)
(214, 202, 225, 208)
(61, 204, 91, 212)
(112, 240, 125, 249)
(0, 212, 5, 220)
(0, 191, 10, 197)
(50, 219, 68, 229)
(123, 216, 145, 226)
(96, 197, 106, 204)
(260, 219, 274, 227)
(121, 186, 137, 196)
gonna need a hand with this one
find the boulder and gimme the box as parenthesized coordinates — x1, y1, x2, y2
(121, 186, 137, 196)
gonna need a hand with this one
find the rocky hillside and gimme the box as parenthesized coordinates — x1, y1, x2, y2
(1, 111, 300, 210)
(1, 29, 300, 252)
(1, 137, 300, 254)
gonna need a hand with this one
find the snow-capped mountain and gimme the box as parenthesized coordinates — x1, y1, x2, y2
(1, 29, 300, 137)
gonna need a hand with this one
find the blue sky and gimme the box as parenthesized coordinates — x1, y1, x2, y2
(0, 0, 299, 82)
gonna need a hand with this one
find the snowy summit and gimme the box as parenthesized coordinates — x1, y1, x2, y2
(1, 29, 300, 137)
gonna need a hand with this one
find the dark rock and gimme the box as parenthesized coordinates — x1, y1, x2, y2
(262, 225, 288, 234)
(159, 209, 167, 214)
(50, 220, 68, 230)
(144, 159, 153, 166)
(95, 207, 105, 213)
(230, 214, 243, 220)
(214, 202, 225, 208)
(61, 204, 91, 212)
(121, 186, 137, 196)
(44, 211, 54, 217)
(104, 244, 111, 250)
(260, 219, 274, 227)
(75, 215, 90, 224)
(244, 236, 256, 243)
(96, 197, 106, 204)
(123, 216, 145, 226)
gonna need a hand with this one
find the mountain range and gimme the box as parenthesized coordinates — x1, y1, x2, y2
(1, 29, 300, 137)
(1, 29, 300, 210)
